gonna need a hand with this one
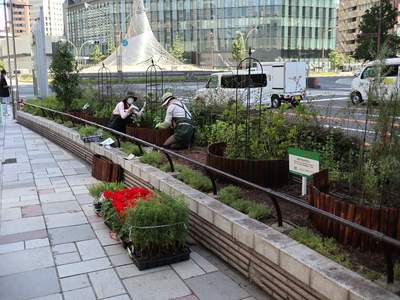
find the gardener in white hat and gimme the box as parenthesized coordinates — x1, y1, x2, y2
(155, 92, 194, 149)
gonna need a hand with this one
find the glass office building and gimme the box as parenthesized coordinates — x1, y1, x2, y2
(66, 0, 133, 56)
(66, 0, 336, 66)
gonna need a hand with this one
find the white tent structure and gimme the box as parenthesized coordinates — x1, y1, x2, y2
(83, 0, 198, 72)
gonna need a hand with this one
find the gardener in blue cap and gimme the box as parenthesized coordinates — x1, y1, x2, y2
(155, 92, 194, 150)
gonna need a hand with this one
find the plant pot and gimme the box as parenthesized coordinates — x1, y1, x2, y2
(127, 246, 190, 270)
(92, 154, 123, 182)
(94, 202, 102, 215)
(207, 142, 289, 188)
(127, 126, 172, 147)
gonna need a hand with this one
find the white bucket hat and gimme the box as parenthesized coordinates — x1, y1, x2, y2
(161, 92, 175, 107)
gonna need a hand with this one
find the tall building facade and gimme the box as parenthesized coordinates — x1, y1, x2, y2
(30, 0, 65, 37)
(7, 0, 31, 36)
(66, 0, 133, 56)
(336, 0, 400, 57)
(146, 0, 336, 65)
(66, 0, 336, 66)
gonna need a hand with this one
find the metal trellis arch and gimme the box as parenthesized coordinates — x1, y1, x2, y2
(97, 63, 112, 102)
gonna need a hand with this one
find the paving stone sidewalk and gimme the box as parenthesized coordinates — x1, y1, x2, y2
(0, 115, 269, 300)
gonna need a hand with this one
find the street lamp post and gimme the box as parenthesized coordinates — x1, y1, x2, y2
(321, 28, 333, 71)
(2, 0, 14, 119)
(245, 26, 258, 51)
(79, 40, 95, 66)
(62, 39, 78, 58)
(207, 32, 214, 69)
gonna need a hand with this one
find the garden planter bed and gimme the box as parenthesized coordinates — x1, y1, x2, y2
(128, 246, 191, 270)
(126, 126, 172, 146)
(17, 111, 400, 300)
(207, 142, 290, 188)
(309, 171, 400, 252)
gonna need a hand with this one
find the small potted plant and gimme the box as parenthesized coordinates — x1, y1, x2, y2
(89, 182, 126, 215)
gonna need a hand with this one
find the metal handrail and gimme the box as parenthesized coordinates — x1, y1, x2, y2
(22, 103, 400, 283)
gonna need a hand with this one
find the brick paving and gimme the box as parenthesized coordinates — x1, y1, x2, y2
(0, 115, 269, 300)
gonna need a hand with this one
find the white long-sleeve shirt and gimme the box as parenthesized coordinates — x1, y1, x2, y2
(162, 99, 192, 127)
(112, 102, 143, 119)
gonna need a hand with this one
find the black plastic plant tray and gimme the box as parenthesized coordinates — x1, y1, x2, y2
(128, 246, 191, 270)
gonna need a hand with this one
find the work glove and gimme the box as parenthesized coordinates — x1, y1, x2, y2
(155, 122, 161, 129)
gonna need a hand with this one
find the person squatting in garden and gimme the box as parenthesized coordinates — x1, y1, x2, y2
(0, 69, 10, 116)
(155, 92, 194, 150)
(109, 95, 145, 133)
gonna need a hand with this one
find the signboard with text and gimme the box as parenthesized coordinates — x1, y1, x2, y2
(288, 147, 320, 178)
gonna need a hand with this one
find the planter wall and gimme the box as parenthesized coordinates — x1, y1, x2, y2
(17, 111, 399, 300)
(126, 126, 172, 146)
(309, 171, 400, 252)
(207, 142, 289, 188)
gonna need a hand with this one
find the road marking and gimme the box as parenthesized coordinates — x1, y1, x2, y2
(323, 124, 375, 134)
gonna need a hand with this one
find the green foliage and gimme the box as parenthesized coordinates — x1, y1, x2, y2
(354, 0, 400, 61)
(125, 194, 188, 255)
(121, 142, 142, 156)
(107, 39, 115, 55)
(395, 261, 400, 280)
(232, 31, 245, 63)
(78, 126, 98, 137)
(101, 198, 124, 232)
(64, 121, 74, 128)
(289, 227, 352, 269)
(139, 151, 163, 168)
(88, 181, 126, 201)
(328, 50, 343, 70)
(169, 33, 185, 62)
(218, 185, 271, 221)
(50, 42, 80, 110)
(55, 118, 63, 124)
(161, 163, 213, 193)
(90, 45, 106, 64)
(248, 203, 272, 221)
(219, 185, 242, 206)
(0, 60, 4, 70)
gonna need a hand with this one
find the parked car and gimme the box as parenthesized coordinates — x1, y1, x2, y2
(350, 58, 400, 104)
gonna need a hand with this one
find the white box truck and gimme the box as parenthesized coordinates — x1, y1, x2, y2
(195, 61, 307, 108)
(259, 61, 307, 108)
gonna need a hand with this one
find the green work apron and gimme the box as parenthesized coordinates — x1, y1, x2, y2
(173, 117, 194, 146)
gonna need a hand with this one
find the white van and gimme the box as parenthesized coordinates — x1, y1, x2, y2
(195, 71, 273, 107)
(351, 58, 400, 104)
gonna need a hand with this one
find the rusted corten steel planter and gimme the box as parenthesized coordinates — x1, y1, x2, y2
(207, 142, 290, 188)
(92, 154, 123, 182)
(126, 126, 172, 147)
(309, 170, 400, 252)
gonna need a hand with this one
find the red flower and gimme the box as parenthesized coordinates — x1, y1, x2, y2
(103, 187, 153, 216)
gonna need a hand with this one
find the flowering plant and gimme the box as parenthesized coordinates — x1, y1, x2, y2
(103, 187, 152, 217)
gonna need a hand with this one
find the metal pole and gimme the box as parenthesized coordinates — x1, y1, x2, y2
(3, 0, 14, 117)
(377, 0, 382, 55)
(9, 0, 19, 119)
(321, 28, 325, 71)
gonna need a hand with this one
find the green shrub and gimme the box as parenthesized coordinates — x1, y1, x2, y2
(161, 163, 213, 193)
(139, 151, 163, 168)
(230, 199, 251, 214)
(88, 181, 126, 201)
(248, 203, 272, 220)
(124, 193, 188, 255)
(78, 126, 98, 137)
(64, 121, 74, 128)
(219, 185, 242, 205)
(55, 118, 63, 124)
(121, 142, 142, 156)
(289, 227, 352, 269)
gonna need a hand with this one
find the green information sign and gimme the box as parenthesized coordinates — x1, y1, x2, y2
(288, 147, 320, 178)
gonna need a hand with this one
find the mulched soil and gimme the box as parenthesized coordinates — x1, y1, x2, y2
(173, 146, 395, 285)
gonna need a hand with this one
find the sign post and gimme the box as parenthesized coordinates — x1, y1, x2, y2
(288, 148, 320, 196)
